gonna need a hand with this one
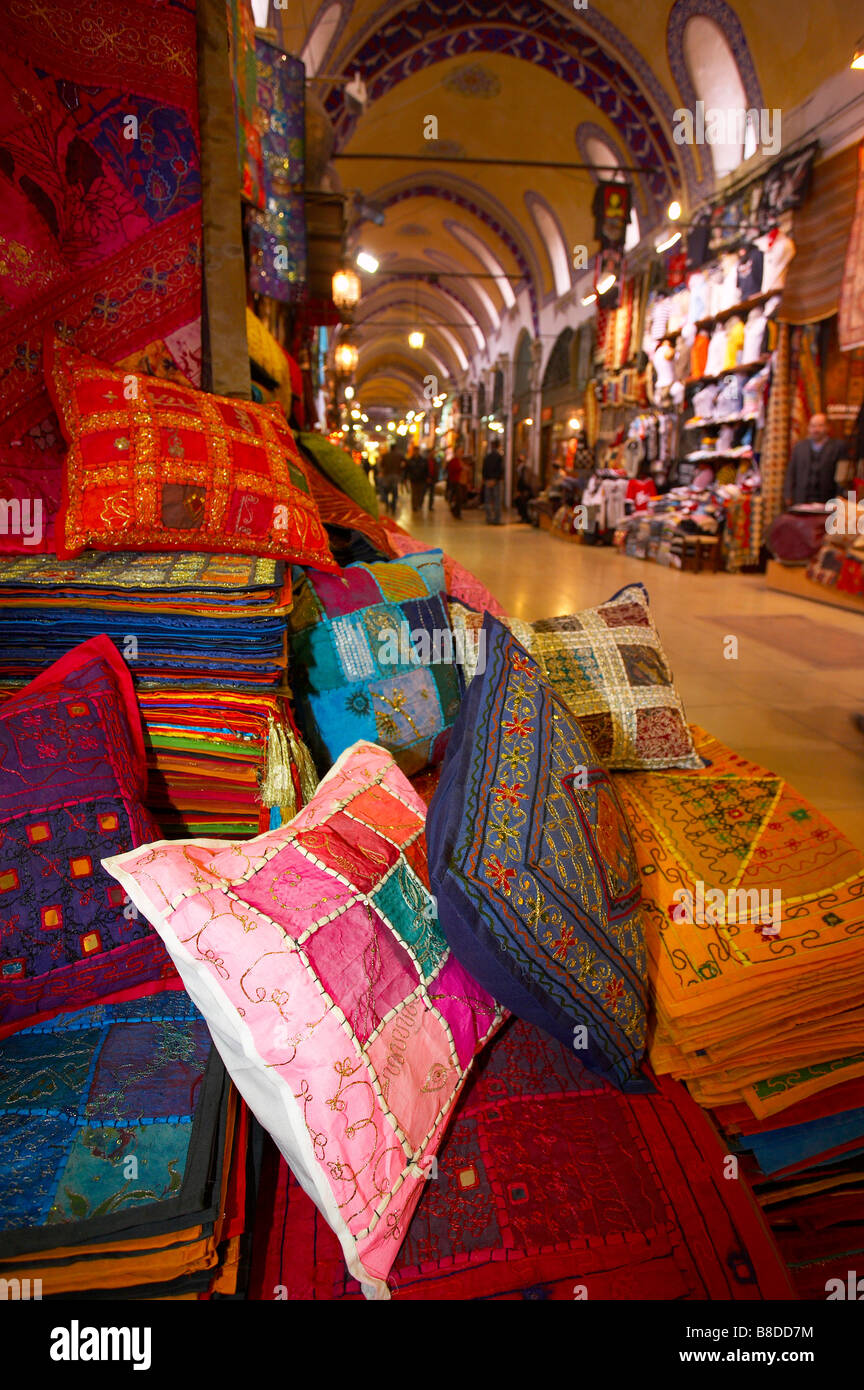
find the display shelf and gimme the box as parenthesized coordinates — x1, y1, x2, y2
(683, 412, 760, 427)
(693, 290, 775, 331)
(684, 448, 754, 461)
(685, 356, 772, 387)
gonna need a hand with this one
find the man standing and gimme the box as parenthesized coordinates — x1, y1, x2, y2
(514, 454, 535, 523)
(447, 449, 465, 519)
(783, 414, 849, 508)
(377, 442, 403, 515)
(482, 439, 504, 525)
(426, 450, 438, 512)
(406, 444, 427, 512)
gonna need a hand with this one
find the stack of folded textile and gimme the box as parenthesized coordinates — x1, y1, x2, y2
(0, 552, 311, 837)
(0, 551, 290, 691)
(0, 995, 256, 1300)
(613, 728, 864, 1112)
(0, 641, 258, 1298)
(613, 727, 864, 1298)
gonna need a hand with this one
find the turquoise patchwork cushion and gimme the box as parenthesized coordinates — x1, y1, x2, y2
(289, 551, 463, 775)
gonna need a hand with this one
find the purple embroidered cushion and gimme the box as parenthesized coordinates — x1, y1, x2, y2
(0, 635, 177, 1037)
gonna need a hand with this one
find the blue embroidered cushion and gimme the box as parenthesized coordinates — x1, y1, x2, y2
(426, 613, 649, 1091)
(288, 550, 463, 776)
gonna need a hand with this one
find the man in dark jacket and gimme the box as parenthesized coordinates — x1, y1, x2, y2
(482, 441, 505, 524)
(377, 444, 403, 514)
(783, 415, 849, 507)
(406, 445, 428, 512)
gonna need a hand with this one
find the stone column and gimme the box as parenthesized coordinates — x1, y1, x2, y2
(498, 353, 513, 510)
(530, 337, 544, 481)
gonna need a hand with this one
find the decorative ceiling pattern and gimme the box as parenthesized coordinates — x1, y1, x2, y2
(279, 0, 857, 405)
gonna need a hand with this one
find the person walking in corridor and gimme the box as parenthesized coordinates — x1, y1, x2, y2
(447, 449, 465, 519)
(377, 442, 403, 515)
(482, 439, 504, 525)
(407, 444, 428, 513)
(426, 450, 438, 512)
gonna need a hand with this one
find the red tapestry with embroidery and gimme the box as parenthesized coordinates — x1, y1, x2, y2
(0, 0, 203, 554)
(249, 1017, 794, 1301)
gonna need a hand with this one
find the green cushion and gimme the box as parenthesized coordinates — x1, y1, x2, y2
(298, 432, 380, 518)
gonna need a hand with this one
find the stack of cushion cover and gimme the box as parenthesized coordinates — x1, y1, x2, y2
(0, 553, 305, 837)
(0, 994, 254, 1298)
(614, 726, 864, 1297)
(616, 727, 864, 1112)
(0, 551, 291, 690)
(288, 551, 463, 776)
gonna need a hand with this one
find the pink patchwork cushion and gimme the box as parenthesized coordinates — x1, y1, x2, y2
(103, 741, 503, 1298)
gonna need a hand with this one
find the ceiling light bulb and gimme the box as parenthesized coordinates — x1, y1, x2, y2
(356, 251, 379, 274)
(408, 330, 425, 350)
(596, 274, 617, 295)
(344, 386, 355, 401)
(667, 200, 682, 221)
(581, 291, 597, 306)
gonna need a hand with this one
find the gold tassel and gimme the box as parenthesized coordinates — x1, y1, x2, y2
(259, 715, 297, 821)
(288, 724, 319, 806)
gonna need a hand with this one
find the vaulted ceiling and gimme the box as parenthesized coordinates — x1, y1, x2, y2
(275, 0, 859, 407)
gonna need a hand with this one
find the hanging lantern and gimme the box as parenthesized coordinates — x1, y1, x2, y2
(332, 268, 361, 310)
(334, 341, 359, 375)
(408, 330, 425, 350)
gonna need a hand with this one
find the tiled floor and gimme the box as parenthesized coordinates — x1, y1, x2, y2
(396, 495, 864, 850)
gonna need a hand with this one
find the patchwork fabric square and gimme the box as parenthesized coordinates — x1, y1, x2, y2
(46, 337, 336, 570)
(0, 994, 217, 1246)
(530, 583, 701, 770)
(426, 614, 648, 1091)
(104, 742, 504, 1298)
(0, 636, 177, 1039)
(289, 551, 463, 775)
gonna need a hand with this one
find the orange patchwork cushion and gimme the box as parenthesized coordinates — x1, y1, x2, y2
(46, 337, 336, 570)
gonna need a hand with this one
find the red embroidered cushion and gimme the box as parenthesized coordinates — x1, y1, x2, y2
(46, 337, 336, 569)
